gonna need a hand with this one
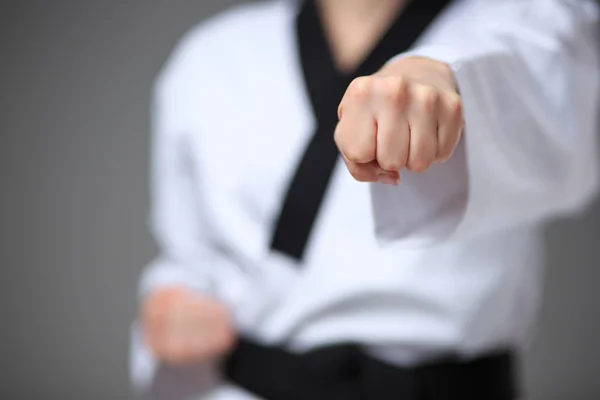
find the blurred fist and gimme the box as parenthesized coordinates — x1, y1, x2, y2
(335, 56, 464, 185)
(141, 287, 236, 366)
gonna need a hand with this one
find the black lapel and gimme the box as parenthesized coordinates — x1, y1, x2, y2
(270, 0, 453, 261)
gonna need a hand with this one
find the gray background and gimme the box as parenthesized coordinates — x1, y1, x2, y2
(1, 1, 599, 399)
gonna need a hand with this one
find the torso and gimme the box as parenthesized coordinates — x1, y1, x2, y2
(161, 0, 543, 362)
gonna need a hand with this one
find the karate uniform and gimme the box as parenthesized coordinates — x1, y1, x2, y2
(130, 0, 600, 399)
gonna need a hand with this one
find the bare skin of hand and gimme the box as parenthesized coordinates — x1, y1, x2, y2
(141, 287, 237, 366)
(335, 56, 464, 185)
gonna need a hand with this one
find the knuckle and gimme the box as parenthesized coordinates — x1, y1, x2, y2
(349, 77, 372, 101)
(394, 77, 410, 103)
(344, 145, 373, 164)
(419, 87, 439, 112)
(446, 94, 463, 118)
(378, 159, 399, 172)
(378, 79, 396, 101)
(436, 148, 452, 163)
(346, 161, 361, 176)
(379, 77, 409, 107)
(408, 158, 431, 173)
(407, 143, 434, 172)
(377, 78, 394, 99)
(437, 138, 458, 163)
(346, 162, 370, 182)
(333, 124, 344, 146)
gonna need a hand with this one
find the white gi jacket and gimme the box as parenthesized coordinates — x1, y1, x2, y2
(131, 1, 600, 398)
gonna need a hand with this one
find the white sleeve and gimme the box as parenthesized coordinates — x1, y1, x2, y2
(131, 42, 219, 398)
(374, 0, 600, 243)
(138, 75, 213, 301)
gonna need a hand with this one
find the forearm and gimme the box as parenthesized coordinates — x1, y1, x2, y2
(379, 0, 600, 240)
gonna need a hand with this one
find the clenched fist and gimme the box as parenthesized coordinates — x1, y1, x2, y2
(335, 56, 464, 185)
(141, 287, 236, 366)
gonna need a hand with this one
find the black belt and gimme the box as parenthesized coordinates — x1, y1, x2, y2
(224, 338, 518, 400)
